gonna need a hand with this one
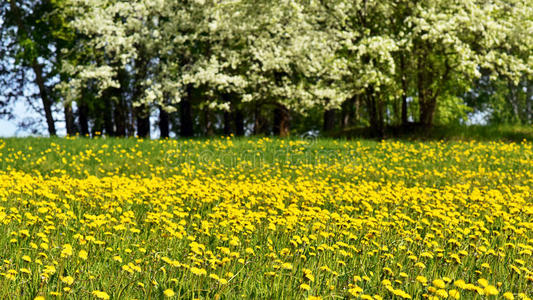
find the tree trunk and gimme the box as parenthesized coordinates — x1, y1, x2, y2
(525, 78, 533, 124)
(234, 108, 245, 136)
(180, 86, 194, 137)
(401, 94, 408, 126)
(221, 93, 233, 135)
(103, 94, 115, 136)
(136, 104, 150, 138)
(273, 103, 290, 137)
(32, 59, 56, 136)
(323, 108, 336, 132)
(418, 69, 436, 127)
(78, 101, 90, 136)
(127, 103, 135, 137)
(419, 98, 437, 127)
(354, 95, 360, 125)
(204, 108, 214, 137)
(64, 102, 76, 136)
(114, 98, 127, 137)
(400, 55, 409, 127)
(365, 88, 384, 138)
(253, 104, 266, 135)
(132, 44, 149, 137)
(507, 80, 522, 123)
(159, 106, 169, 138)
(223, 111, 232, 135)
(416, 48, 437, 127)
(114, 69, 128, 137)
(341, 96, 356, 129)
(9, 0, 56, 136)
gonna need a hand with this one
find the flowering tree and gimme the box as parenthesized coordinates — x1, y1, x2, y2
(51, 0, 533, 136)
(399, 0, 532, 126)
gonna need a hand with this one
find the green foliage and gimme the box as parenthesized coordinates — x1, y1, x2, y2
(1, 0, 532, 136)
(434, 95, 472, 125)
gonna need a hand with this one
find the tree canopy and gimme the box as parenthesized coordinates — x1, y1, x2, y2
(1, 0, 532, 137)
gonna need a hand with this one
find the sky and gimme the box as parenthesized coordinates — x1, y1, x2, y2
(0, 116, 20, 137)
(0, 99, 163, 138)
(0, 100, 65, 137)
(0, 101, 35, 137)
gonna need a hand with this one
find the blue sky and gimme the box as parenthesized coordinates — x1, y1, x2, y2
(0, 101, 32, 137)
(0, 101, 65, 137)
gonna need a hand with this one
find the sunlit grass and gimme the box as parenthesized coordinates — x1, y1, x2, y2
(0, 137, 531, 299)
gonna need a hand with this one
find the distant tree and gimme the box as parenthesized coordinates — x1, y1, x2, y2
(1, 0, 64, 136)
(3, 0, 529, 137)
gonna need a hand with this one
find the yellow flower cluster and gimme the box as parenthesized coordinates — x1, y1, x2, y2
(0, 138, 531, 299)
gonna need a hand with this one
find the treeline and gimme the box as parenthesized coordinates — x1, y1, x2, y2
(1, 0, 532, 138)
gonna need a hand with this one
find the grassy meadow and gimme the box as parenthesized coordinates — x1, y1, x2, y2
(0, 137, 531, 299)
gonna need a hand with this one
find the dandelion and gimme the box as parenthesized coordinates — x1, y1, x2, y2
(78, 250, 88, 260)
(190, 267, 207, 276)
(4, 269, 17, 280)
(503, 292, 514, 300)
(477, 278, 489, 288)
(281, 262, 293, 270)
(92, 290, 110, 300)
(163, 289, 175, 297)
(348, 286, 363, 296)
(432, 279, 446, 289)
(416, 276, 427, 285)
(449, 289, 460, 299)
(454, 279, 466, 289)
(61, 276, 74, 285)
(61, 244, 73, 257)
(435, 289, 448, 298)
(484, 285, 499, 296)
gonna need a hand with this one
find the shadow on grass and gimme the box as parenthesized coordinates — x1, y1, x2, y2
(331, 124, 533, 142)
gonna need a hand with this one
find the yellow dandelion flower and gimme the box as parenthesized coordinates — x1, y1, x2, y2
(92, 290, 110, 300)
(163, 289, 175, 297)
(484, 285, 499, 296)
(60, 276, 74, 285)
(435, 289, 448, 298)
(281, 262, 293, 270)
(78, 250, 88, 260)
(432, 279, 446, 289)
(449, 289, 460, 299)
(190, 267, 207, 276)
(477, 278, 489, 288)
(454, 279, 466, 289)
(61, 244, 73, 258)
(416, 276, 428, 284)
(503, 292, 514, 300)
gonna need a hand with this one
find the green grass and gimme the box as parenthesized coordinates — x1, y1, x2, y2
(338, 124, 533, 142)
(0, 137, 531, 299)
(1, 136, 531, 187)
